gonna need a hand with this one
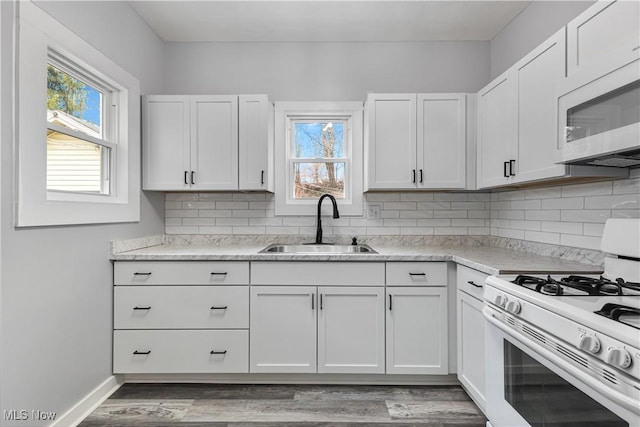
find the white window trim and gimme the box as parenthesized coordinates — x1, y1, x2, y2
(275, 102, 363, 216)
(16, 2, 140, 226)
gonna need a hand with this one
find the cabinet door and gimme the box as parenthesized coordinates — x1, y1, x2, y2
(567, 0, 640, 77)
(366, 94, 417, 189)
(190, 95, 238, 190)
(514, 29, 567, 184)
(386, 287, 448, 375)
(417, 94, 466, 189)
(142, 95, 190, 190)
(317, 286, 385, 374)
(249, 286, 317, 373)
(456, 290, 486, 412)
(239, 95, 272, 191)
(476, 71, 517, 189)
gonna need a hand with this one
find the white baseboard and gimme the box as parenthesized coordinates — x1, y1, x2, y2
(50, 375, 123, 427)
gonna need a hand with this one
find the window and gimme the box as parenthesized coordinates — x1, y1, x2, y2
(275, 102, 363, 216)
(17, 2, 140, 226)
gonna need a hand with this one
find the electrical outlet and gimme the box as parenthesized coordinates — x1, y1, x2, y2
(366, 204, 381, 219)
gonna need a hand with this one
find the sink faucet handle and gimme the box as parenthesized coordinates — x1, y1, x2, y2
(352, 237, 358, 245)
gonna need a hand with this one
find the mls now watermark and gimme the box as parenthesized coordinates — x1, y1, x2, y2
(4, 409, 57, 422)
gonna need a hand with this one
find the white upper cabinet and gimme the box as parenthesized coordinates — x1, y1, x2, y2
(143, 94, 272, 191)
(417, 94, 467, 189)
(190, 95, 238, 190)
(567, 0, 640, 77)
(143, 96, 191, 191)
(239, 95, 274, 191)
(477, 70, 517, 189)
(513, 29, 567, 184)
(366, 93, 468, 190)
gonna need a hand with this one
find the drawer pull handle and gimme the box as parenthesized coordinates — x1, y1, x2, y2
(133, 306, 151, 310)
(210, 350, 227, 355)
(409, 273, 426, 276)
(210, 305, 228, 310)
(133, 272, 152, 276)
(133, 350, 151, 355)
(467, 280, 483, 288)
(210, 272, 228, 276)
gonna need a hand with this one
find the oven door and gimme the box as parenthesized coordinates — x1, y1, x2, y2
(484, 305, 639, 427)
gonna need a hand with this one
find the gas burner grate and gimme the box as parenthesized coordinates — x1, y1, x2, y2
(511, 275, 640, 297)
(595, 303, 640, 330)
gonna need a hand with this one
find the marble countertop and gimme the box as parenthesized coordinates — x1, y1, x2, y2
(111, 240, 603, 276)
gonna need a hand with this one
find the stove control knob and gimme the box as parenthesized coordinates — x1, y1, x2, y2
(607, 347, 632, 369)
(578, 334, 601, 354)
(494, 294, 507, 308)
(505, 300, 521, 315)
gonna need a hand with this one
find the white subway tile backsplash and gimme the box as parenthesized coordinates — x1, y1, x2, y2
(164, 176, 639, 252)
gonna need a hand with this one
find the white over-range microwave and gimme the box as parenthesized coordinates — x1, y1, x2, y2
(557, 55, 640, 167)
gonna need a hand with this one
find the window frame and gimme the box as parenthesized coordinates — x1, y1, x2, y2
(275, 102, 363, 216)
(16, 2, 140, 226)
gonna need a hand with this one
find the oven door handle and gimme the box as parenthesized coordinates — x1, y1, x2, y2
(483, 305, 640, 416)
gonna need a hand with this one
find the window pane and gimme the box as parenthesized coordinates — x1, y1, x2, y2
(293, 162, 344, 199)
(293, 121, 345, 158)
(47, 64, 103, 138)
(47, 129, 109, 194)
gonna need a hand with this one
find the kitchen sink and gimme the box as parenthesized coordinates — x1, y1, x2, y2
(259, 244, 377, 254)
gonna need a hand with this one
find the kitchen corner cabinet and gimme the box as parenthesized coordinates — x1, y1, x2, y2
(143, 94, 273, 191)
(365, 93, 467, 190)
(567, 0, 640, 78)
(112, 261, 250, 374)
(385, 263, 448, 375)
(456, 265, 487, 412)
(477, 30, 565, 189)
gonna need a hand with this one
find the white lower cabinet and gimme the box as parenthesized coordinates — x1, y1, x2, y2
(456, 265, 487, 412)
(386, 286, 448, 374)
(249, 286, 317, 373)
(113, 330, 248, 374)
(318, 287, 385, 374)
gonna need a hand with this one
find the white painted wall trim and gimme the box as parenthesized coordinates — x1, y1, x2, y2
(50, 375, 123, 427)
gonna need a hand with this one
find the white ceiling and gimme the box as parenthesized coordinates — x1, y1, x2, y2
(130, 1, 531, 42)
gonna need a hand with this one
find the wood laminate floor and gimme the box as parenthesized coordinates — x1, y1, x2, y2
(79, 384, 487, 426)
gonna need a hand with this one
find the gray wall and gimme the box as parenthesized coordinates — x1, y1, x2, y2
(0, 2, 164, 425)
(163, 41, 490, 99)
(489, 0, 595, 79)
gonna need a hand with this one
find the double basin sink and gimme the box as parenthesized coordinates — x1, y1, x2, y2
(259, 243, 377, 254)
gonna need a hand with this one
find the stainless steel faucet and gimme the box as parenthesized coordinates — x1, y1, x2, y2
(315, 194, 340, 244)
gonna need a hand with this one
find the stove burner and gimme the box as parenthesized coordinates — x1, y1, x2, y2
(595, 303, 640, 330)
(511, 274, 640, 296)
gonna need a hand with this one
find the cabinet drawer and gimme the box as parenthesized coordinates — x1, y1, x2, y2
(386, 262, 447, 286)
(114, 286, 249, 329)
(114, 261, 249, 285)
(457, 265, 487, 300)
(251, 262, 385, 286)
(113, 330, 248, 373)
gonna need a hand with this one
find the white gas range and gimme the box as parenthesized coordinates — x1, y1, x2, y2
(483, 219, 640, 427)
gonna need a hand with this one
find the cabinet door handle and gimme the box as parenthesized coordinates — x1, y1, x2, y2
(389, 294, 393, 311)
(210, 350, 227, 355)
(191, 171, 195, 185)
(210, 305, 228, 310)
(261, 170, 265, 185)
(311, 294, 315, 310)
(184, 171, 188, 185)
(412, 169, 416, 183)
(503, 161, 509, 178)
(467, 280, 483, 288)
(133, 272, 152, 276)
(509, 160, 516, 176)
(419, 169, 423, 183)
(133, 306, 151, 310)
(133, 350, 151, 355)
(320, 294, 323, 310)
